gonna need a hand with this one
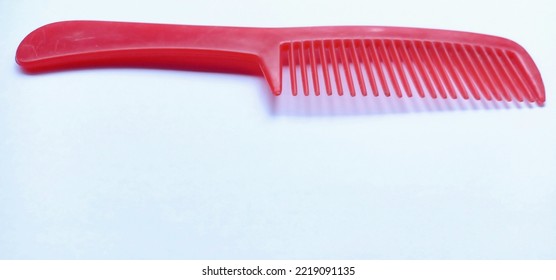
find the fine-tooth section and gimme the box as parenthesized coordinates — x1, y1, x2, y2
(445, 43, 478, 100)
(506, 50, 537, 102)
(456, 43, 492, 100)
(281, 38, 541, 103)
(476, 46, 509, 101)
(486, 47, 521, 102)
(466, 44, 499, 101)
(407, 41, 437, 98)
(499, 50, 529, 102)
(500, 50, 528, 102)
(415, 41, 443, 98)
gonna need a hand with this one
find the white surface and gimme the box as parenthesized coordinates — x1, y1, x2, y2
(1, 0, 555, 259)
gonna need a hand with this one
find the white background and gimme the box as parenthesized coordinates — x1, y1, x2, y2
(1, 0, 555, 259)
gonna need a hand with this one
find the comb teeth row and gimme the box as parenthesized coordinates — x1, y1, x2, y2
(282, 39, 541, 103)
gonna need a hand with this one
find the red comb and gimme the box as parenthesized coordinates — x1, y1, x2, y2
(16, 21, 545, 104)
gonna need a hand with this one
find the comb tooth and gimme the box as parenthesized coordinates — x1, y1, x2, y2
(436, 42, 469, 99)
(465, 45, 500, 101)
(339, 40, 356, 96)
(377, 40, 403, 98)
(309, 41, 320, 96)
(407, 41, 437, 98)
(499, 50, 533, 102)
(288, 41, 298, 96)
(388, 40, 413, 97)
(359, 39, 379, 96)
(330, 40, 344, 95)
(414, 41, 443, 98)
(456, 44, 493, 100)
(446, 43, 480, 100)
(319, 40, 333, 95)
(299, 42, 309, 96)
(476, 46, 511, 101)
(398, 40, 425, 98)
(367, 40, 390, 97)
(506, 51, 539, 102)
(486, 47, 523, 102)
(426, 41, 455, 98)
(349, 40, 368, 96)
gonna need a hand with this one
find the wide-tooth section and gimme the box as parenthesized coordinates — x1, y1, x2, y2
(349, 40, 367, 96)
(287, 41, 297, 96)
(329, 41, 343, 95)
(358, 39, 378, 96)
(319, 40, 333, 95)
(299, 42, 309, 95)
(367, 40, 390, 97)
(281, 39, 542, 103)
(309, 41, 320, 96)
(339, 40, 356, 96)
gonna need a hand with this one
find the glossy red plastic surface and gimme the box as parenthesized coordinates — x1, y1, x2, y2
(16, 21, 545, 104)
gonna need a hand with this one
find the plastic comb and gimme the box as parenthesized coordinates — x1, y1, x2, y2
(16, 21, 545, 104)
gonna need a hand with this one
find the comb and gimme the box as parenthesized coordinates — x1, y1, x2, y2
(16, 21, 545, 104)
